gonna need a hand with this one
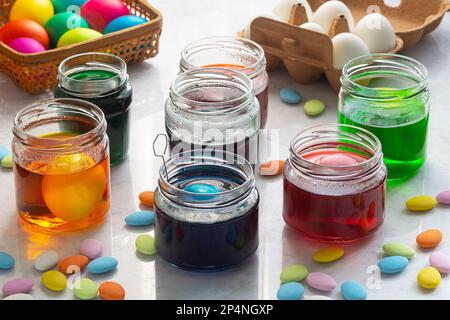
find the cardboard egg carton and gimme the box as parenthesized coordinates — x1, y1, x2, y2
(239, 0, 449, 92)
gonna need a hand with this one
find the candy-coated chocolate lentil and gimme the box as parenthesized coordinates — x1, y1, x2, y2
(430, 252, 450, 274)
(382, 243, 415, 259)
(378, 256, 408, 274)
(0, 145, 8, 160)
(80, 239, 103, 260)
(277, 282, 304, 300)
(2, 278, 33, 296)
(125, 211, 156, 227)
(304, 99, 325, 116)
(306, 272, 336, 292)
(436, 190, 450, 205)
(313, 247, 344, 263)
(260, 160, 285, 176)
(74, 278, 98, 300)
(280, 264, 308, 283)
(139, 191, 155, 207)
(417, 267, 441, 289)
(341, 281, 367, 300)
(135, 234, 157, 255)
(41, 270, 67, 291)
(34, 250, 59, 271)
(1, 154, 12, 168)
(99, 281, 125, 300)
(405, 195, 437, 211)
(0, 252, 14, 270)
(57, 255, 89, 274)
(416, 229, 442, 248)
(87, 256, 118, 274)
(280, 88, 302, 105)
(3, 293, 34, 300)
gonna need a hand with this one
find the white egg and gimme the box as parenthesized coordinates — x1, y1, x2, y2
(313, 0, 355, 34)
(243, 12, 281, 39)
(354, 13, 396, 53)
(272, 0, 312, 23)
(332, 33, 369, 69)
(299, 22, 325, 33)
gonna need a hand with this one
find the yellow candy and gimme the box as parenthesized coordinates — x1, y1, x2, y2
(417, 267, 441, 289)
(42, 270, 67, 292)
(405, 195, 437, 212)
(313, 247, 344, 263)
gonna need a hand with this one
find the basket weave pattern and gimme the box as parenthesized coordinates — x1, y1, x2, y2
(0, 0, 162, 93)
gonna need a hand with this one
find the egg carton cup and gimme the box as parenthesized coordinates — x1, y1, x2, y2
(0, 0, 162, 94)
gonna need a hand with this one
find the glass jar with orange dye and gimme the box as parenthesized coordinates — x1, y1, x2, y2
(180, 37, 269, 129)
(12, 99, 111, 232)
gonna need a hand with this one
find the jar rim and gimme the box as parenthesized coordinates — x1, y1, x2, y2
(341, 53, 429, 98)
(180, 36, 266, 79)
(13, 98, 107, 151)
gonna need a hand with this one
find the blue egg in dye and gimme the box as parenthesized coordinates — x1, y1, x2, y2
(184, 183, 220, 200)
(103, 15, 148, 34)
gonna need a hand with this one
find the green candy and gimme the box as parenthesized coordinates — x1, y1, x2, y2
(1, 154, 12, 168)
(135, 234, 157, 256)
(280, 264, 309, 283)
(44, 12, 89, 48)
(383, 243, 415, 259)
(74, 278, 98, 300)
(304, 99, 325, 116)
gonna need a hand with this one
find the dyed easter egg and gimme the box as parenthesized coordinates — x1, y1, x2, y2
(81, 0, 130, 32)
(74, 278, 98, 300)
(45, 12, 89, 48)
(80, 239, 103, 260)
(0, 145, 8, 160)
(0, 19, 49, 49)
(0, 252, 15, 270)
(313, 247, 344, 263)
(436, 190, 450, 205)
(104, 15, 148, 34)
(135, 234, 157, 256)
(280, 88, 301, 104)
(1, 155, 13, 168)
(2, 278, 33, 296)
(42, 270, 67, 291)
(8, 37, 46, 54)
(3, 293, 34, 300)
(57, 28, 102, 48)
(87, 256, 118, 274)
(57, 255, 89, 274)
(277, 282, 304, 300)
(306, 272, 336, 292)
(51, 0, 88, 13)
(125, 211, 155, 227)
(185, 183, 220, 194)
(340, 281, 367, 300)
(405, 195, 437, 212)
(34, 250, 59, 271)
(416, 229, 442, 248)
(304, 99, 325, 116)
(260, 160, 285, 176)
(99, 281, 125, 300)
(10, 0, 54, 26)
(319, 154, 358, 166)
(430, 252, 450, 274)
(382, 243, 415, 259)
(378, 256, 408, 274)
(139, 190, 154, 207)
(417, 267, 441, 289)
(280, 264, 308, 283)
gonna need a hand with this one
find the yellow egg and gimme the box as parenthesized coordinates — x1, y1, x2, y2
(57, 28, 102, 48)
(10, 0, 54, 26)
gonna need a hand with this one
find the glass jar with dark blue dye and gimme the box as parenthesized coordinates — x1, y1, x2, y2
(54, 53, 132, 166)
(154, 150, 259, 270)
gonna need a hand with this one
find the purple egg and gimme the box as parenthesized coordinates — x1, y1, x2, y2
(2, 277, 33, 296)
(80, 238, 103, 260)
(8, 37, 46, 54)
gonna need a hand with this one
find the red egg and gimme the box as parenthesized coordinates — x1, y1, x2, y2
(9, 37, 46, 53)
(80, 0, 129, 32)
(0, 19, 49, 49)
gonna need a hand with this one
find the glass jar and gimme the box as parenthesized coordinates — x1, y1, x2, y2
(154, 150, 259, 270)
(283, 124, 386, 242)
(338, 54, 430, 180)
(166, 68, 260, 165)
(180, 36, 269, 129)
(54, 52, 132, 166)
(12, 99, 111, 232)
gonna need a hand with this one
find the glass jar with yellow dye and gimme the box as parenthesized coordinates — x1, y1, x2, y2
(12, 99, 111, 232)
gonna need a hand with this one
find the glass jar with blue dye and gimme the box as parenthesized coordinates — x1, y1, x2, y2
(154, 151, 259, 270)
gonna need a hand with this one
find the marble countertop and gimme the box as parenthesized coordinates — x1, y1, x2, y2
(1, 0, 450, 300)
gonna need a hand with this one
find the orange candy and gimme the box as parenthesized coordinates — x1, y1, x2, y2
(416, 229, 443, 248)
(139, 191, 154, 207)
(260, 160, 285, 176)
(99, 281, 125, 300)
(57, 255, 89, 274)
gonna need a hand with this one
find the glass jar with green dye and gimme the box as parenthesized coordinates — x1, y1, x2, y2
(338, 54, 430, 181)
(55, 53, 132, 165)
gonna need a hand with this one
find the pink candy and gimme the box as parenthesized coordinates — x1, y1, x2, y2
(2, 277, 33, 296)
(430, 252, 450, 274)
(80, 238, 103, 260)
(436, 190, 450, 205)
(306, 272, 337, 292)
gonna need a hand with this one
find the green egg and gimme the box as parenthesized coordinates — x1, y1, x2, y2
(45, 12, 89, 48)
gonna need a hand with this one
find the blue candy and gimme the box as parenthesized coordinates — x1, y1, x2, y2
(87, 256, 118, 274)
(0, 145, 8, 161)
(341, 281, 367, 300)
(0, 252, 15, 270)
(378, 256, 409, 274)
(103, 15, 148, 34)
(280, 88, 302, 105)
(277, 282, 304, 300)
(125, 210, 155, 227)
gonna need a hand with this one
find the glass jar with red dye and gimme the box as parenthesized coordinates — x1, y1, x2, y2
(283, 124, 387, 242)
(180, 36, 269, 128)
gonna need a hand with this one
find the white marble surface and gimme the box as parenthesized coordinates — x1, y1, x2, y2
(0, 0, 450, 300)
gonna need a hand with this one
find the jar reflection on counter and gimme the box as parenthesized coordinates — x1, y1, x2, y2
(165, 68, 260, 165)
(54, 53, 132, 166)
(283, 124, 386, 242)
(180, 37, 269, 128)
(12, 99, 111, 232)
(154, 151, 259, 270)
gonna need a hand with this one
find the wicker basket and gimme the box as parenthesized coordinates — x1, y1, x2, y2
(0, 0, 162, 94)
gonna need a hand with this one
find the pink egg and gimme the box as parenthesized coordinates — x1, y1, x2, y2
(306, 272, 337, 292)
(430, 252, 450, 274)
(319, 154, 359, 166)
(2, 277, 33, 296)
(81, 0, 130, 32)
(436, 190, 450, 205)
(8, 37, 46, 54)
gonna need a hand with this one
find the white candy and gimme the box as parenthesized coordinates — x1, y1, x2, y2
(34, 250, 59, 271)
(3, 293, 34, 300)
(305, 295, 334, 300)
